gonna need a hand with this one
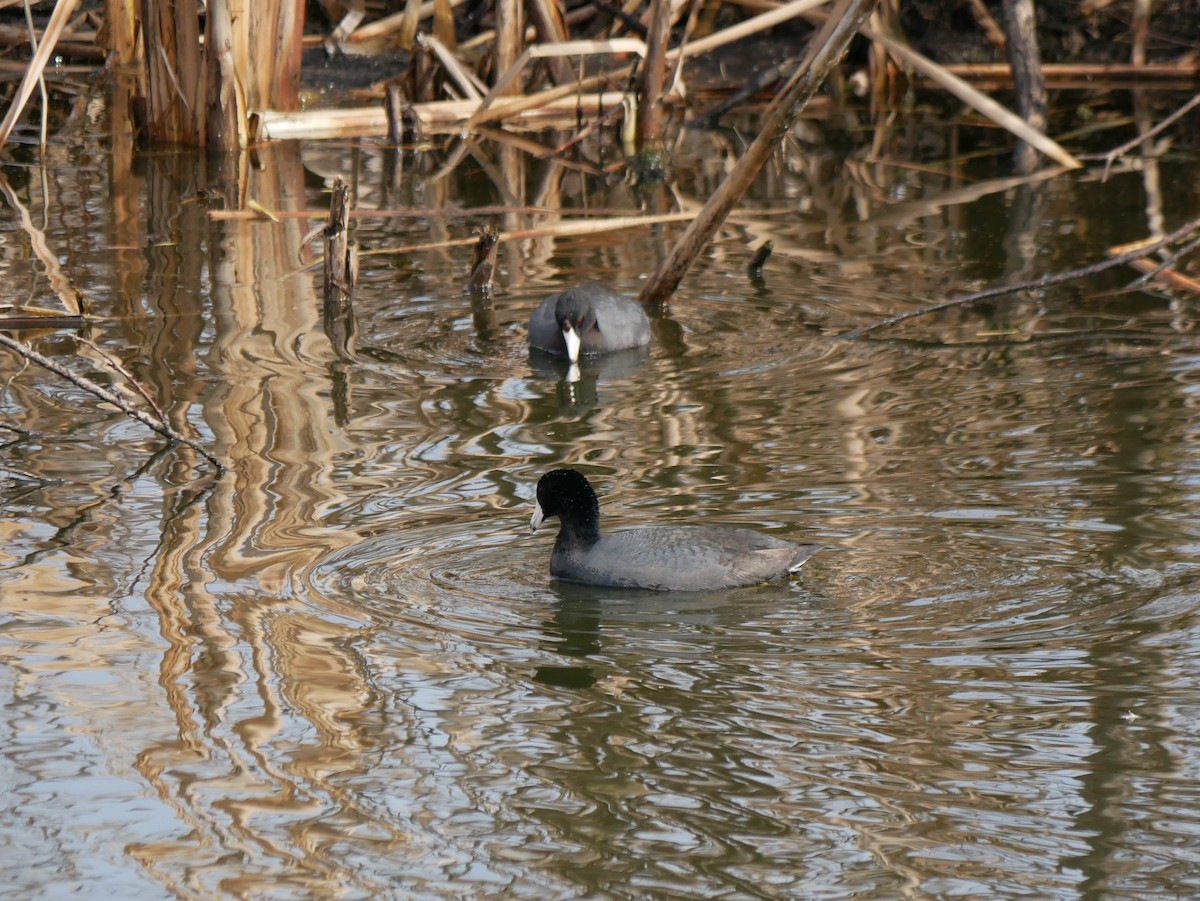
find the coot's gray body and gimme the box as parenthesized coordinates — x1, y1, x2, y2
(530, 469, 819, 591)
(527, 282, 651, 363)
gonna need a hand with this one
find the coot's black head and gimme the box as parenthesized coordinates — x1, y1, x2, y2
(530, 468, 601, 540)
(553, 289, 600, 338)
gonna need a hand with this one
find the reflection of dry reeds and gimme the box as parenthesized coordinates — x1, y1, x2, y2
(0, 171, 82, 317)
(0, 166, 222, 471)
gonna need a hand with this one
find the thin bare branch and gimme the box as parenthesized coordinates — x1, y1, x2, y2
(75, 337, 169, 426)
(0, 331, 225, 474)
(1079, 91, 1200, 181)
(638, 0, 878, 304)
(847, 213, 1200, 337)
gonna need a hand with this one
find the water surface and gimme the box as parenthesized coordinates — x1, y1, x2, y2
(2, 115, 1200, 899)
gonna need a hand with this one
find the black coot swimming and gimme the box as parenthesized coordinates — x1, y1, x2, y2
(530, 469, 820, 591)
(527, 282, 651, 363)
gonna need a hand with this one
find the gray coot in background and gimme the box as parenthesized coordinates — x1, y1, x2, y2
(530, 468, 820, 591)
(527, 282, 651, 363)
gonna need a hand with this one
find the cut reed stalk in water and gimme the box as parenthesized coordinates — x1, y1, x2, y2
(323, 177, 357, 308)
(466, 226, 501, 293)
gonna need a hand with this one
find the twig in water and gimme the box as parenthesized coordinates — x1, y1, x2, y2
(75, 337, 168, 424)
(846, 212, 1200, 338)
(1126, 231, 1200, 294)
(1077, 92, 1200, 182)
(0, 331, 225, 474)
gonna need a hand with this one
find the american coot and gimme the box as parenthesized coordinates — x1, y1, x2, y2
(527, 282, 651, 363)
(530, 468, 819, 591)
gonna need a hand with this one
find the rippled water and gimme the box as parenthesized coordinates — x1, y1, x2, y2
(3, 127, 1200, 899)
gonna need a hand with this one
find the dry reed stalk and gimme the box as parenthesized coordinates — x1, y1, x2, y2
(0, 21, 94, 43)
(20, 0, 50, 153)
(255, 91, 637, 139)
(467, 0, 827, 129)
(215, 0, 303, 145)
(861, 23, 1080, 169)
(1001, 0, 1045, 173)
(495, 0, 524, 97)
(103, 0, 139, 66)
(0, 314, 84, 329)
(143, 0, 205, 143)
(358, 211, 698, 257)
(942, 62, 1200, 82)
(397, 0, 425, 49)
(1131, 0, 1150, 66)
(433, 0, 456, 48)
(965, 0, 1006, 50)
(207, 0, 249, 147)
(459, 5, 597, 53)
(525, 0, 574, 85)
(345, 0, 470, 43)
(466, 37, 646, 128)
(0, 59, 92, 73)
(0, 0, 79, 148)
(636, 0, 672, 152)
(210, 204, 572, 222)
(419, 33, 485, 99)
(0, 7, 98, 61)
(330, 2, 366, 42)
(1126, 258, 1200, 294)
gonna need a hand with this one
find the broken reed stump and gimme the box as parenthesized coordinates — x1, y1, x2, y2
(323, 177, 359, 358)
(466, 226, 501, 293)
(747, 241, 774, 275)
(324, 177, 357, 303)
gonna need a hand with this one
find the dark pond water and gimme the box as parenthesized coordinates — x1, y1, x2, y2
(3, 104, 1200, 899)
